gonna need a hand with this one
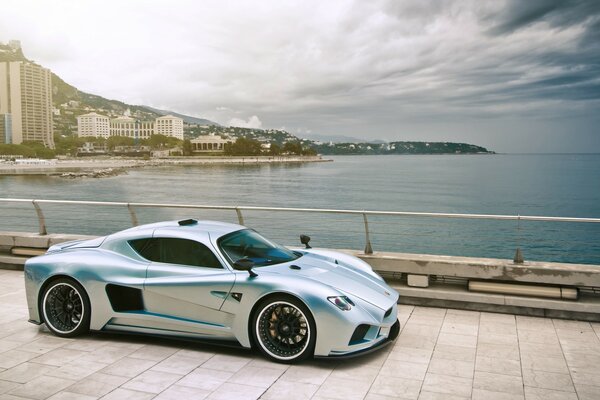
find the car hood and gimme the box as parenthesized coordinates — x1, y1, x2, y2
(268, 253, 398, 311)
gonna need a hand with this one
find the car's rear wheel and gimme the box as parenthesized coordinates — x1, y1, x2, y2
(41, 278, 90, 338)
(252, 295, 316, 363)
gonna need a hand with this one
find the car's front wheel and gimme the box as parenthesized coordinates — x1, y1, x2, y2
(41, 278, 90, 338)
(252, 295, 316, 363)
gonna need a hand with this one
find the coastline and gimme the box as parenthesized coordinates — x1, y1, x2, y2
(0, 155, 330, 176)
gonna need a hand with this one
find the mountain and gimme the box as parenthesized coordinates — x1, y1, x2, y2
(141, 106, 219, 126)
(299, 133, 370, 143)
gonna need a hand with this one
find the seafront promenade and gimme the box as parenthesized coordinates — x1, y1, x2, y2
(0, 269, 597, 400)
(0, 156, 328, 176)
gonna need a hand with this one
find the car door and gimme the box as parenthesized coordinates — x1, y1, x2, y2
(136, 232, 236, 336)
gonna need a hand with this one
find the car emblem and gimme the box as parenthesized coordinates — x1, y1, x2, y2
(384, 291, 390, 296)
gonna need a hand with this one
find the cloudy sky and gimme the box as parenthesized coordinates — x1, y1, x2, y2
(2, 0, 599, 152)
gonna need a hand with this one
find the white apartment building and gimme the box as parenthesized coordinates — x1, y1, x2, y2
(110, 117, 154, 139)
(155, 115, 184, 140)
(0, 61, 54, 148)
(77, 112, 110, 138)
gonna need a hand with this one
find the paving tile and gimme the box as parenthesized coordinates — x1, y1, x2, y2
(100, 356, 157, 378)
(440, 322, 478, 336)
(516, 316, 555, 331)
(388, 346, 432, 364)
(396, 334, 436, 351)
(201, 354, 251, 373)
(46, 392, 98, 400)
(478, 322, 517, 336)
(422, 373, 472, 397)
(18, 336, 69, 354)
(177, 367, 234, 391)
(279, 364, 333, 385)
(473, 371, 524, 395)
(574, 383, 600, 400)
(314, 377, 372, 400)
(0, 380, 20, 395)
(63, 372, 129, 398)
(556, 329, 600, 343)
(406, 315, 444, 327)
(480, 312, 516, 325)
(77, 345, 135, 364)
(30, 348, 86, 366)
(0, 349, 40, 369)
(436, 332, 477, 348)
(227, 365, 284, 388)
(521, 369, 575, 392)
(370, 375, 422, 399)
(401, 324, 440, 339)
(0, 361, 56, 383)
(475, 356, 521, 377)
(122, 370, 184, 394)
(418, 391, 469, 400)
(153, 384, 210, 400)
(99, 388, 154, 400)
(45, 358, 108, 381)
(412, 307, 446, 318)
(329, 364, 380, 383)
(428, 358, 474, 379)
(524, 386, 578, 400)
(476, 343, 520, 361)
(520, 354, 569, 374)
(128, 344, 179, 362)
(379, 359, 428, 380)
(552, 319, 593, 331)
(519, 341, 564, 357)
(517, 330, 559, 345)
(432, 344, 476, 362)
(151, 352, 210, 375)
(472, 388, 524, 399)
(9, 375, 76, 400)
(260, 379, 319, 400)
(205, 382, 264, 400)
(477, 332, 518, 346)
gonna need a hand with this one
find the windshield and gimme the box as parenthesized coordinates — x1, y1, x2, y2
(218, 229, 300, 267)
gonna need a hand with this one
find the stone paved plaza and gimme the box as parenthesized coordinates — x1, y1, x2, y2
(1, 269, 600, 400)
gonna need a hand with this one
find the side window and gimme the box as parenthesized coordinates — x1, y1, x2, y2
(129, 238, 222, 268)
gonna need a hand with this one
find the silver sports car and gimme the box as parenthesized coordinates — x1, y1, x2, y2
(24, 219, 400, 362)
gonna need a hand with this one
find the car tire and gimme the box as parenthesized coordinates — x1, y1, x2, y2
(40, 277, 91, 338)
(252, 295, 316, 363)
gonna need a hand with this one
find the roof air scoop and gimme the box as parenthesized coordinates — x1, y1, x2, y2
(178, 219, 198, 226)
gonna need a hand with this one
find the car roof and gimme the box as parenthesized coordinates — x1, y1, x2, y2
(107, 219, 244, 242)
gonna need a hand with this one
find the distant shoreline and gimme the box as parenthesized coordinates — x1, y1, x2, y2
(0, 155, 330, 176)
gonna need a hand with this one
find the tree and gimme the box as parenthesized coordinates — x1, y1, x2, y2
(283, 141, 303, 155)
(182, 139, 193, 156)
(269, 143, 282, 156)
(224, 137, 263, 156)
(107, 136, 135, 150)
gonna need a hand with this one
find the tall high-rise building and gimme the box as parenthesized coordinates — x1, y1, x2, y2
(155, 115, 184, 140)
(77, 112, 110, 138)
(0, 114, 12, 144)
(0, 61, 54, 148)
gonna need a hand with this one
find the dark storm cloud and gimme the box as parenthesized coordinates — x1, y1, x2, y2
(489, 0, 600, 35)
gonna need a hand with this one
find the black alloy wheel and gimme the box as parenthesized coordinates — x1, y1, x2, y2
(41, 278, 90, 337)
(253, 296, 316, 363)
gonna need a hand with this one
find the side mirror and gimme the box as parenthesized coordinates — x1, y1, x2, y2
(300, 234, 312, 249)
(233, 258, 257, 278)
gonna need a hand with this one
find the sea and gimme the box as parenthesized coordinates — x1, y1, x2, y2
(1, 154, 599, 265)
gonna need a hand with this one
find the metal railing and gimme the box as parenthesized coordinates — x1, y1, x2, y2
(1, 198, 599, 261)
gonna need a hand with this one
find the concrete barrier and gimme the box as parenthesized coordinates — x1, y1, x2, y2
(3, 231, 600, 321)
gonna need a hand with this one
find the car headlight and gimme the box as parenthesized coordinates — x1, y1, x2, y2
(328, 296, 355, 311)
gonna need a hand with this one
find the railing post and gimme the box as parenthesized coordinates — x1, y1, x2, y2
(514, 214, 524, 264)
(363, 212, 373, 254)
(236, 207, 245, 225)
(127, 204, 139, 227)
(32, 200, 47, 235)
